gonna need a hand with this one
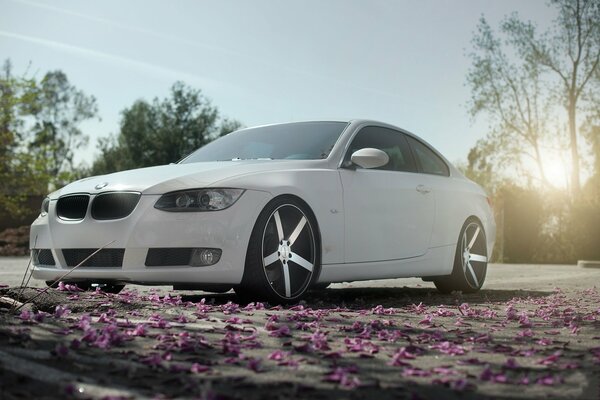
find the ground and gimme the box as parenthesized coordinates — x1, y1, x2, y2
(0, 259, 599, 399)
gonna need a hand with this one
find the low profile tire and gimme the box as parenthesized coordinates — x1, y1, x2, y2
(434, 218, 488, 294)
(236, 197, 320, 304)
(311, 282, 330, 291)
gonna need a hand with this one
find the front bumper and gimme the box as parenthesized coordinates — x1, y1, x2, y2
(30, 190, 271, 285)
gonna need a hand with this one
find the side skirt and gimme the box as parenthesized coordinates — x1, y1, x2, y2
(316, 244, 455, 283)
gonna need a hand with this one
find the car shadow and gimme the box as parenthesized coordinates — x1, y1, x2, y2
(179, 286, 552, 309)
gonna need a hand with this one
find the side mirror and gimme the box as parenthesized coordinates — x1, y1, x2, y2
(350, 148, 389, 169)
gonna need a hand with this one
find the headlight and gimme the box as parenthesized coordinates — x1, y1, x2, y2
(40, 197, 50, 216)
(154, 188, 245, 212)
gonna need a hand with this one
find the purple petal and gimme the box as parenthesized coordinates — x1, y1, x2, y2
(53, 343, 69, 358)
(191, 363, 211, 373)
(502, 358, 519, 369)
(19, 310, 31, 321)
(247, 357, 262, 372)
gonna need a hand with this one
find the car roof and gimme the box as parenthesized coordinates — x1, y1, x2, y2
(233, 119, 463, 178)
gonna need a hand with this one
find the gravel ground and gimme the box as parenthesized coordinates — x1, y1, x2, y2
(0, 259, 599, 399)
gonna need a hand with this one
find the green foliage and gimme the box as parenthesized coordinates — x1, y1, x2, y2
(499, 0, 600, 194)
(460, 139, 506, 196)
(28, 70, 98, 185)
(466, 1, 600, 263)
(497, 185, 543, 263)
(467, 0, 600, 195)
(567, 196, 600, 261)
(0, 60, 49, 216)
(467, 16, 557, 188)
(91, 82, 241, 175)
(582, 107, 600, 178)
(493, 184, 597, 264)
(0, 61, 35, 150)
(218, 118, 243, 139)
(1, 60, 98, 220)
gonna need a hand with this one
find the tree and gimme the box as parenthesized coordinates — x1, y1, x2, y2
(466, 2, 600, 264)
(461, 139, 505, 196)
(218, 118, 243, 138)
(467, 0, 600, 196)
(582, 92, 600, 184)
(502, 0, 600, 195)
(29, 71, 98, 184)
(1, 60, 23, 158)
(0, 60, 48, 216)
(467, 17, 559, 189)
(91, 82, 242, 174)
(1, 60, 98, 220)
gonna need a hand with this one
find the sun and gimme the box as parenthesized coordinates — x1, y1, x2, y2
(541, 151, 569, 189)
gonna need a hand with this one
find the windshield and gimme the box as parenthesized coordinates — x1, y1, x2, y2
(180, 121, 348, 163)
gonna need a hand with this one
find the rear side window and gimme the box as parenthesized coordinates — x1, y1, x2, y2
(406, 136, 449, 176)
(344, 126, 416, 173)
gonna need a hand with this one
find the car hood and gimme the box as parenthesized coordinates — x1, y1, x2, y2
(51, 160, 327, 198)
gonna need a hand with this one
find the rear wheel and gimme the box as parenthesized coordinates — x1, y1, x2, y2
(434, 218, 488, 294)
(236, 197, 320, 304)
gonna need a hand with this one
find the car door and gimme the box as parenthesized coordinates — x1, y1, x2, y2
(405, 135, 453, 248)
(339, 126, 435, 263)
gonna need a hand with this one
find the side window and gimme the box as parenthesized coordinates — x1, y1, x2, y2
(344, 126, 416, 172)
(406, 136, 450, 176)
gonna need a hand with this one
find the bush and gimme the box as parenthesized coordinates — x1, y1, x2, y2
(0, 226, 30, 256)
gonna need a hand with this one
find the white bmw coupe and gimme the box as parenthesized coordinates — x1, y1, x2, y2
(30, 120, 495, 303)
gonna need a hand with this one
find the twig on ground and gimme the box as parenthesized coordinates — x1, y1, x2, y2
(12, 236, 36, 313)
(13, 240, 116, 313)
(0, 296, 24, 309)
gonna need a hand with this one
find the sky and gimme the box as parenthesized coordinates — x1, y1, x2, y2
(0, 0, 558, 167)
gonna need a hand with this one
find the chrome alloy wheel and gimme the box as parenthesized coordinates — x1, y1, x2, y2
(261, 204, 316, 299)
(460, 222, 488, 289)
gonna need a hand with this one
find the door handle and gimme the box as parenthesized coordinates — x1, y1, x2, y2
(416, 184, 431, 194)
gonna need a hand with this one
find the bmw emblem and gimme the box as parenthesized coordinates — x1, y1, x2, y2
(95, 182, 108, 190)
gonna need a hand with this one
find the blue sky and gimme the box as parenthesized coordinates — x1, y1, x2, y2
(1, 0, 556, 166)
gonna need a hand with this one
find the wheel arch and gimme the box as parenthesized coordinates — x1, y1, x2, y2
(257, 193, 323, 265)
(238, 193, 324, 302)
(461, 215, 487, 250)
(463, 213, 493, 260)
(432, 214, 489, 294)
(465, 214, 484, 229)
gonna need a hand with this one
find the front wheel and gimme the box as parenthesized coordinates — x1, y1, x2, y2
(236, 197, 320, 304)
(311, 282, 330, 291)
(434, 218, 488, 294)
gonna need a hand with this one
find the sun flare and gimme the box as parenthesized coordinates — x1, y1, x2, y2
(542, 151, 569, 189)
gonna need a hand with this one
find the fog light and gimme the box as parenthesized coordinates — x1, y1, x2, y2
(190, 248, 222, 266)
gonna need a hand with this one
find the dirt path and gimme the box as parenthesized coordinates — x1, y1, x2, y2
(1, 262, 599, 399)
